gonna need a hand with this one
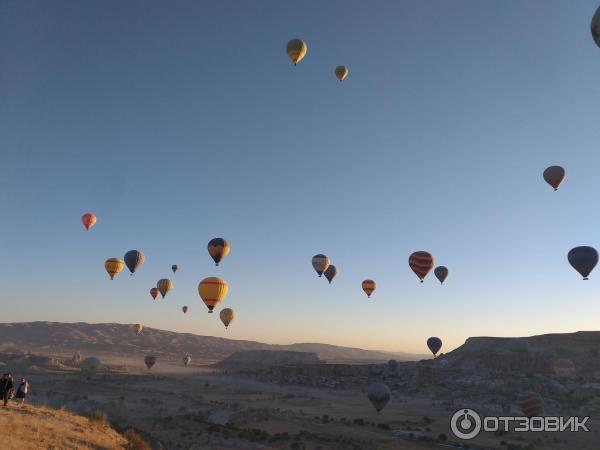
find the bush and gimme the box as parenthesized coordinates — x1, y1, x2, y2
(123, 428, 151, 450)
(353, 418, 365, 426)
(87, 410, 108, 426)
(321, 414, 330, 424)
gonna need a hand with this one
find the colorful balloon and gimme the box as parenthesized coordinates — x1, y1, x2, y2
(568, 246, 598, 280)
(132, 324, 143, 336)
(172, 264, 178, 273)
(208, 238, 230, 266)
(362, 279, 376, 298)
(367, 383, 391, 414)
(334, 65, 348, 81)
(409, 251, 434, 283)
(553, 359, 575, 379)
(517, 391, 544, 417)
(220, 308, 235, 329)
(198, 277, 229, 313)
(80, 357, 101, 380)
(312, 254, 330, 277)
(124, 250, 145, 275)
(286, 39, 307, 65)
(543, 166, 565, 191)
(427, 337, 442, 356)
(105, 258, 125, 280)
(150, 287, 159, 300)
(81, 213, 96, 230)
(183, 355, 192, 366)
(324, 265, 337, 284)
(592, 6, 600, 48)
(157, 279, 174, 298)
(434, 266, 448, 284)
(144, 355, 156, 370)
(182, 306, 188, 314)
(72, 352, 82, 364)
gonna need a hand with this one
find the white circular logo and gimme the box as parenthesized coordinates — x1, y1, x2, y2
(450, 408, 482, 440)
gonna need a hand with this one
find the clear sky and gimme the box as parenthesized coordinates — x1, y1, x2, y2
(1, 0, 600, 354)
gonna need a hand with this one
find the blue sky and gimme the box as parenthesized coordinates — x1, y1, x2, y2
(1, 0, 600, 353)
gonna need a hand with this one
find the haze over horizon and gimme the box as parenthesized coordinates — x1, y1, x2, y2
(2, 0, 600, 354)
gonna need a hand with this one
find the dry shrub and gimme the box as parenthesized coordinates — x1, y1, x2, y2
(86, 409, 108, 426)
(123, 428, 151, 450)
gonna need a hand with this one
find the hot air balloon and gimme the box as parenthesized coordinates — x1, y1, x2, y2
(183, 355, 192, 366)
(592, 6, 600, 48)
(182, 306, 188, 314)
(362, 279, 376, 298)
(427, 337, 442, 357)
(105, 258, 125, 280)
(81, 213, 96, 230)
(124, 250, 144, 275)
(387, 359, 398, 372)
(150, 287, 159, 300)
(568, 246, 598, 280)
(334, 65, 348, 81)
(324, 265, 337, 284)
(409, 251, 434, 283)
(198, 277, 228, 313)
(517, 391, 544, 417)
(543, 166, 565, 191)
(286, 39, 307, 65)
(553, 359, 575, 379)
(132, 324, 143, 336)
(172, 264, 178, 273)
(144, 355, 157, 370)
(434, 266, 448, 284)
(157, 279, 174, 298)
(80, 357, 101, 380)
(312, 254, 330, 277)
(72, 352, 82, 364)
(367, 383, 391, 414)
(220, 308, 235, 329)
(207, 238, 230, 266)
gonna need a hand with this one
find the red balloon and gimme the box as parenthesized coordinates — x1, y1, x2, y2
(409, 251, 435, 283)
(150, 288, 158, 300)
(81, 213, 97, 230)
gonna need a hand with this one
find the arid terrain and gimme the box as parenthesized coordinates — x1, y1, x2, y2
(0, 323, 598, 449)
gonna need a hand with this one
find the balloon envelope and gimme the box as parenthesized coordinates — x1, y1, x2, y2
(207, 238, 230, 266)
(157, 279, 174, 298)
(367, 383, 391, 413)
(543, 166, 565, 191)
(198, 277, 229, 313)
(172, 264, 178, 273)
(517, 391, 544, 417)
(124, 250, 145, 275)
(286, 39, 307, 65)
(362, 279, 376, 298)
(182, 306, 188, 314)
(592, 6, 600, 48)
(81, 213, 96, 230)
(220, 308, 235, 328)
(105, 258, 125, 280)
(144, 355, 157, 370)
(72, 352, 82, 364)
(568, 246, 598, 280)
(434, 266, 448, 284)
(183, 355, 192, 366)
(427, 337, 442, 356)
(132, 324, 143, 336)
(335, 65, 348, 81)
(312, 254, 330, 277)
(150, 287, 159, 300)
(409, 251, 434, 282)
(80, 357, 101, 379)
(324, 265, 337, 284)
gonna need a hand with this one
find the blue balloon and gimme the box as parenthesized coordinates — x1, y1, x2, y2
(427, 337, 442, 356)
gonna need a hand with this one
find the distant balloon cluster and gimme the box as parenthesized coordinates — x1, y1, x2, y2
(286, 39, 349, 82)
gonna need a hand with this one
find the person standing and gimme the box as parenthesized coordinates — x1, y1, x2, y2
(15, 378, 28, 406)
(0, 374, 13, 407)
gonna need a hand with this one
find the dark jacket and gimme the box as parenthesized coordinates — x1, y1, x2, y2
(0, 378, 13, 394)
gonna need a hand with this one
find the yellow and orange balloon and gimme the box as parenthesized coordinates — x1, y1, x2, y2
(105, 258, 124, 280)
(286, 39, 307, 65)
(198, 277, 229, 313)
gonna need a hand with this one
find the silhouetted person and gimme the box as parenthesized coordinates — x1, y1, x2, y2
(0, 373, 14, 407)
(15, 378, 29, 406)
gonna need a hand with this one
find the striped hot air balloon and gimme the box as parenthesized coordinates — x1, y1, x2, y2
(517, 391, 544, 417)
(207, 238, 230, 266)
(105, 258, 125, 280)
(312, 254, 330, 277)
(150, 287, 158, 300)
(157, 279, 173, 298)
(409, 251, 434, 283)
(198, 277, 229, 313)
(362, 279, 376, 298)
(81, 213, 97, 230)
